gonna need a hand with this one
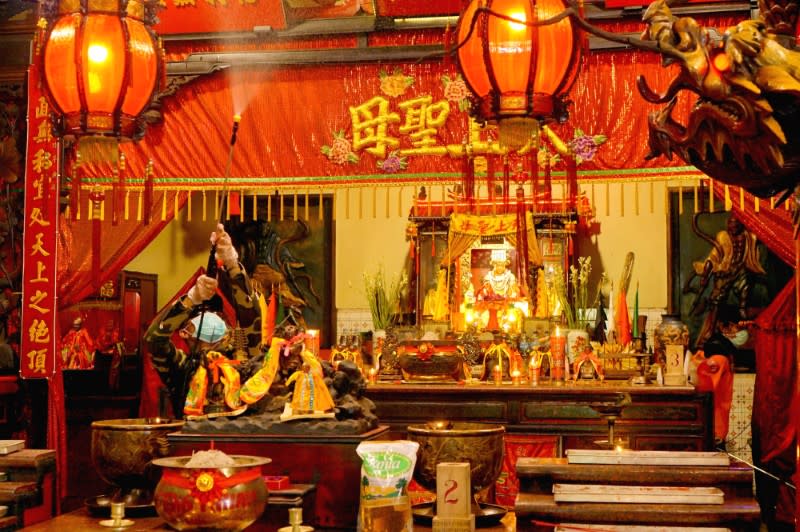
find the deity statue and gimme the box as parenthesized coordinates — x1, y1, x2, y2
(472, 250, 524, 332)
(60, 316, 95, 369)
(684, 214, 765, 348)
(478, 251, 519, 301)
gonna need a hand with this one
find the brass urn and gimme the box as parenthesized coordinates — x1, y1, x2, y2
(90, 417, 185, 511)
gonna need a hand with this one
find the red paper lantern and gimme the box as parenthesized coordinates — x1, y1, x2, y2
(40, 0, 163, 140)
(456, 0, 582, 147)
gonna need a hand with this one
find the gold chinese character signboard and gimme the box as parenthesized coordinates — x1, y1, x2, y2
(20, 65, 59, 379)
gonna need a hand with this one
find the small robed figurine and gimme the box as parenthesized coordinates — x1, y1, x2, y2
(60, 317, 95, 369)
(280, 352, 336, 421)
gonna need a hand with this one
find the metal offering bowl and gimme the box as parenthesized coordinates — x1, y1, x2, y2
(151, 455, 271, 531)
(397, 341, 465, 382)
(91, 417, 185, 508)
(407, 421, 505, 495)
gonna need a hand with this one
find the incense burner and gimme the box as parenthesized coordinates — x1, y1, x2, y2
(407, 422, 504, 494)
(396, 341, 466, 382)
(90, 417, 185, 510)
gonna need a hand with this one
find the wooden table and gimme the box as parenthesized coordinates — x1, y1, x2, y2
(20, 508, 517, 531)
(20, 509, 168, 531)
(368, 381, 714, 452)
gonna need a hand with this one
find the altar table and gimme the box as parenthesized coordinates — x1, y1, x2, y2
(367, 381, 714, 452)
(19, 508, 517, 531)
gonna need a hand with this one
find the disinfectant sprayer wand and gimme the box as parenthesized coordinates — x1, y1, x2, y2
(206, 114, 242, 278)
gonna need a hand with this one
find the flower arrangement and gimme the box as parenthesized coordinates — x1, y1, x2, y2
(553, 256, 592, 330)
(363, 266, 407, 331)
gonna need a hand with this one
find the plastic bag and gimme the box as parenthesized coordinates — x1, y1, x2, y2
(356, 440, 419, 532)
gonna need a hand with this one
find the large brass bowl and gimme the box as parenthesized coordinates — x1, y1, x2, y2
(152, 455, 271, 531)
(90, 417, 185, 508)
(407, 421, 505, 494)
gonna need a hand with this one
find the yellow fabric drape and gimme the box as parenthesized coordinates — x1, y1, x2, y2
(441, 232, 478, 266)
(444, 212, 543, 267)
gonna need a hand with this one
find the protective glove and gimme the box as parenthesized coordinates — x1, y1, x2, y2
(187, 274, 218, 306)
(212, 223, 239, 270)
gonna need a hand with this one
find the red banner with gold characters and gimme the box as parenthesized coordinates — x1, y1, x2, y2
(20, 65, 60, 379)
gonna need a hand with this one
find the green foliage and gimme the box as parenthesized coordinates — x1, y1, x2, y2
(363, 266, 407, 330)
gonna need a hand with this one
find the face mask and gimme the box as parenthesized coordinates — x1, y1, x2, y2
(728, 329, 749, 348)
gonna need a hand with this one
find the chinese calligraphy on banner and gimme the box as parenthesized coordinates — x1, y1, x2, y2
(20, 65, 59, 379)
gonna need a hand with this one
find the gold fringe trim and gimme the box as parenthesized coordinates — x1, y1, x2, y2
(71, 175, 795, 226)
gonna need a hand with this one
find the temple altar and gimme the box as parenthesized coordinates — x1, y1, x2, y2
(367, 382, 714, 452)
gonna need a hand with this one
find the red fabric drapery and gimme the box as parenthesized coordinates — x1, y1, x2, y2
(713, 185, 794, 266)
(56, 192, 187, 307)
(753, 277, 796, 463)
(710, 185, 795, 460)
(710, 183, 796, 525)
(77, 17, 746, 189)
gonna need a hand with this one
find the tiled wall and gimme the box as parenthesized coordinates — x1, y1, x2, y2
(334, 307, 669, 345)
(335, 308, 375, 341)
(728, 373, 754, 464)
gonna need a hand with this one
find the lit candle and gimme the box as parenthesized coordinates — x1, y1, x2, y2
(493, 364, 502, 386)
(550, 327, 566, 384)
(528, 358, 540, 386)
(511, 370, 521, 385)
(306, 329, 320, 357)
(368, 368, 377, 384)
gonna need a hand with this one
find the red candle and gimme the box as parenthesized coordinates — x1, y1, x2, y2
(550, 327, 566, 383)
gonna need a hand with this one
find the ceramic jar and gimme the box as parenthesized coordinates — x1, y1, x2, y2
(654, 314, 689, 385)
(566, 329, 590, 365)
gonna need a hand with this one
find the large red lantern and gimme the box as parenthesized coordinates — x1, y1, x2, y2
(456, 0, 582, 148)
(40, 0, 163, 140)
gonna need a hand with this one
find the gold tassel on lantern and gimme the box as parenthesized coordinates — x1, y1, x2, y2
(88, 185, 105, 286)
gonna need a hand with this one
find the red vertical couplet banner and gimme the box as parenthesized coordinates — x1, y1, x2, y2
(20, 65, 60, 379)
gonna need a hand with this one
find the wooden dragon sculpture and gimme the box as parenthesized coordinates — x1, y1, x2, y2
(636, 0, 800, 200)
(555, 0, 800, 211)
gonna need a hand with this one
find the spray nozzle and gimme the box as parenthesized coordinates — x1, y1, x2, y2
(230, 114, 242, 146)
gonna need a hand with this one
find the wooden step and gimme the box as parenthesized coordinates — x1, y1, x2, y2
(0, 481, 39, 504)
(0, 515, 17, 532)
(517, 458, 755, 498)
(552, 485, 725, 505)
(566, 449, 729, 466)
(555, 525, 731, 532)
(515, 493, 760, 531)
(0, 449, 56, 484)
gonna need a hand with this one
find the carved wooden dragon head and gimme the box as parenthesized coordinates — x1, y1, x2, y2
(634, 0, 800, 198)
